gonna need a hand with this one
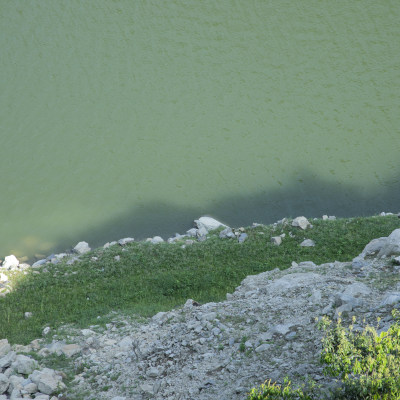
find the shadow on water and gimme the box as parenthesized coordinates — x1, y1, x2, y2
(50, 168, 400, 257)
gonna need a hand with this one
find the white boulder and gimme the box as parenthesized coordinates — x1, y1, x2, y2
(73, 241, 91, 254)
(2, 255, 19, 270)
(194, 216, 227, 231)
(292, 217, 311, 230)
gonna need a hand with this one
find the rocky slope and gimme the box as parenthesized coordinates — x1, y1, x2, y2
(1, 225, 400, 400)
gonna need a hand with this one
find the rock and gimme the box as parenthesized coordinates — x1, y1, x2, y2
(255, 344, 271, 353)
(13, 355, 38, 375)
(186, 228, 198, 237)
(30, 368, 65, 395)
(0, 273, 7, 282)
(151, 236, 164, 244)
(32, 259, 47, 268)
(292, 216, 311, 230)
(104, 241, 117, 248)
(147, 366, 160, 378)
(394, 256, 400, 265)
(219, 227, 235, 239)
(378, 229, 400, 258)
(111, 397, 127, 400)
(300, 239, 315, 247)
(42, 327, 51, 336)
(194, 216, 227, 231)
(2, 255, 19, 270)
(61, 344, 81, 358)
(360, 237, 388, 257)
(0, 351, 16, 369)
(118, 238, 134, 246)
(24, 312, 33, 319)
(197, 226, 208, 237)
(238, 233, 248, 243)
(114, 255, 120, 261)
(271, 236, 282, 246)
(0, 374, 9, 394)
(73, 241, 91, 254)
(380, 293, 400, 306)
(0, 340, 11, 357)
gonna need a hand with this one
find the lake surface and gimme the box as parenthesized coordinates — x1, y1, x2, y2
(1, 1, 399, 261)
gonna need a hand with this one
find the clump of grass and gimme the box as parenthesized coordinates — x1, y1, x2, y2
(0, 215, 398, 344)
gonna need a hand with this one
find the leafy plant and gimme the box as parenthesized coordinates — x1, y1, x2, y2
(318, 312, 400, 399)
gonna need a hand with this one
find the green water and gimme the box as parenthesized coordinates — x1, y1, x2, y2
(1, 1, 399, 260)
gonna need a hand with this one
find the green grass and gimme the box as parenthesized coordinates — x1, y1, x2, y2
(0, 215, 399, 344)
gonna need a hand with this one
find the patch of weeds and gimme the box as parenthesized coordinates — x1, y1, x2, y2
(239, 336, 248, 353)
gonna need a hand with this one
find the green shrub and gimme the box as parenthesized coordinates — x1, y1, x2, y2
(318, 312, 400, 399)
(246, 378, 317, 399)
(247, 311, 400, 399)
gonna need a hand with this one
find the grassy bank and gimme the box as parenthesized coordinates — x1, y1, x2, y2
(0, 215, 399, 344)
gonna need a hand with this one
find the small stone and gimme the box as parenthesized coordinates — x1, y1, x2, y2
(24, 312, 33, 319)
(147, 367, 160, 378)
(271, 236, 282, 246)
(300, 239, 315, 247)
(2, 255, 19, 270)
(255, 343, 270, 353)
(0, 340, 11, 357)
(238, 233, 248, 243)
(219, 227, 235, 239)
(42, 327, 51, 336)
(32, 259, 47, 268)
(114, 255, 120, 261)
(61, 344, 81, 358)
(0, 273, 7, 282)
(118, 237, 134, 246)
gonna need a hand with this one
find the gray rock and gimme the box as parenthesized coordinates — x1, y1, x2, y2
(13, 355, 38, 375)
(271, 236, 282, 246)
(378, 229, 400, 258)
(147, 366, 160, 378)
(238, 233, 248, 243)
(32, 259, 47, 268)
(118, 238, 134, 246)
(361, 237, 388, 257)
(186, 228, 198, 237)
(292, 216, 311, 230)
(0, 351, 16, 369)
(219, 227, 235, 239)
(380, 293, 400, 306)
(0, 374, 9, 395)
(197, 226, 208, 237)
(300, 239, 315, 247)
(73, 241, 91, 254)
(1, 255, 19, 270)
(61, 343, 81, 358)
(111, 397, 127, 400)
(30, 368, 65, 395)
(0, 273, 7, 282)
(255, 343, 270, 353)
(0, 340, 11, 357)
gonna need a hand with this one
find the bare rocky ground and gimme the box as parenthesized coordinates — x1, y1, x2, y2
(1, 228, 400, 400)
